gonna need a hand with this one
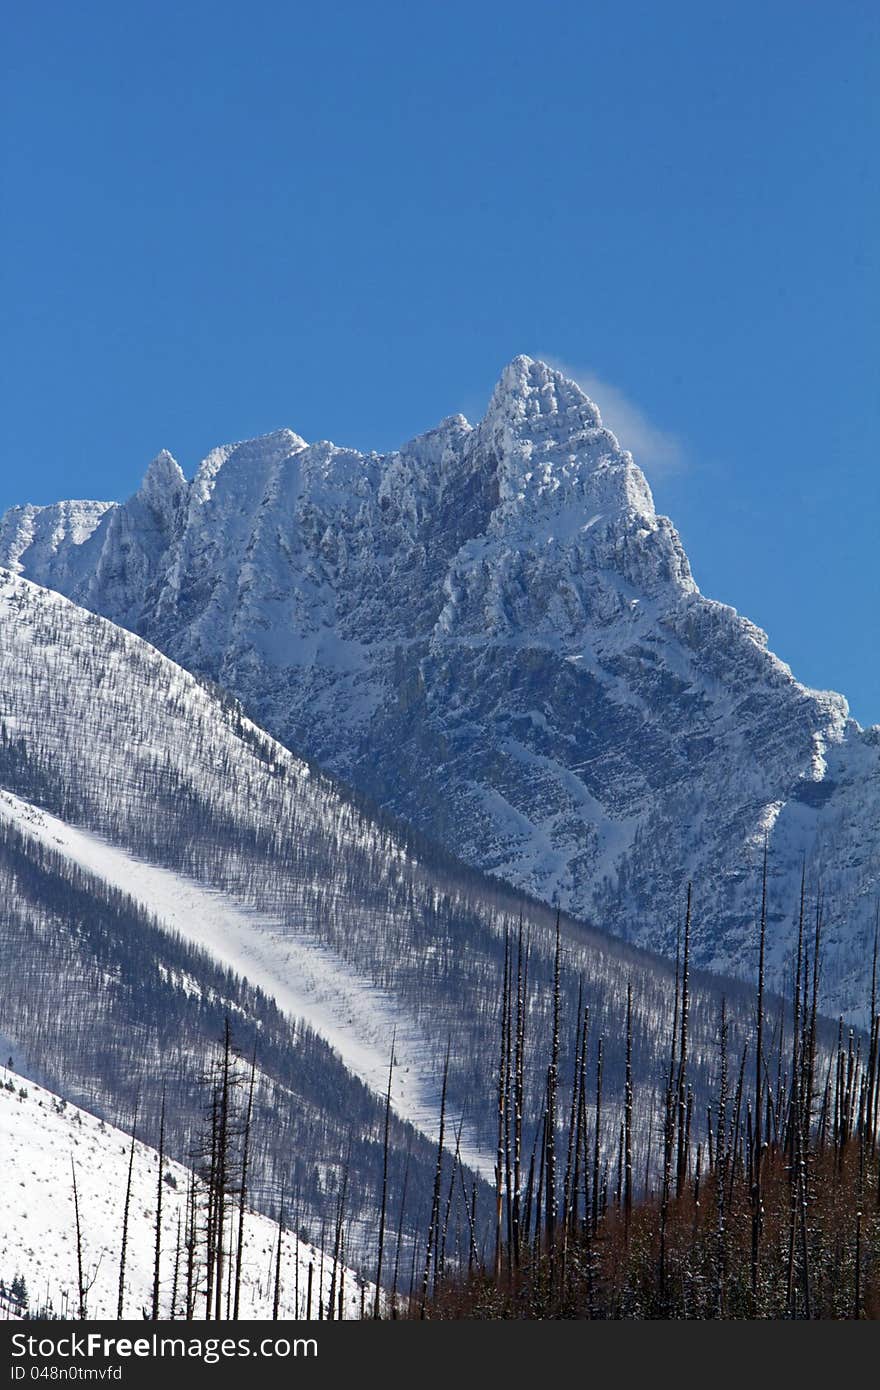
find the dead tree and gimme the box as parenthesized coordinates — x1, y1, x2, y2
(116, 1090, 140, 1318)
(751, 847, 768, 1306)
(420, 1042, 450, 1317)
(71, 1157, 86, 1320)
(233, 1043, 257, 1320)
(151, 1087, 166, 1320)
(374, 1033, 395, 1316)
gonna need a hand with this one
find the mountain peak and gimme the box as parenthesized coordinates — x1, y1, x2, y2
(485, 356, 602, 435)
(475, 356, 656, 528)
(257, 427, 308, 450)
(191, 427, 308, 496)
(138, 450, 187, 503)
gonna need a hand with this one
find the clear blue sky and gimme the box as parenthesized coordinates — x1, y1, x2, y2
(2, 2, 877, 721)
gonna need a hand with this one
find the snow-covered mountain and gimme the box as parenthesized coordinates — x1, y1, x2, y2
(0, 1068, 367, 1319)
(2, 356, 877, 1016)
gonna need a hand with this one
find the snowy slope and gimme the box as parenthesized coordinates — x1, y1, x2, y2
(3, 357, 877, 1012)
(0, 571, 497, 1172)
(0, 1068, 368, 1320)
(0, 787, 490, 1179)
(0, 794, 461, 1287)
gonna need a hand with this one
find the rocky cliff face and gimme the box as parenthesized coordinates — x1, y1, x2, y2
(4, 356, 878, 1016)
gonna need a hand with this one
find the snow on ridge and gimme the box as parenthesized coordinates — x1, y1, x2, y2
(0, 500, 114, 578)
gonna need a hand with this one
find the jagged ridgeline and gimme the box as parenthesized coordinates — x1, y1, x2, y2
(0, 571, 837, 1283)
(3, 358, 878, 1018)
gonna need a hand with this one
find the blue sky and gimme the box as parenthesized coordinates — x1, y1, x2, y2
(2, 2, 877, 720)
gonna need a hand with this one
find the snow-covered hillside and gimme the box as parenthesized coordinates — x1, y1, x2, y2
(0, 564, 809, 1250)
(0, 1068, 367, 1319)
(3, 357, 878, 1013)
(0, 568, 496, 1168)
(0, 786, 489, 1179)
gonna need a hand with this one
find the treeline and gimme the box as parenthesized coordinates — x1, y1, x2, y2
(422, 875, 880, 1318)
